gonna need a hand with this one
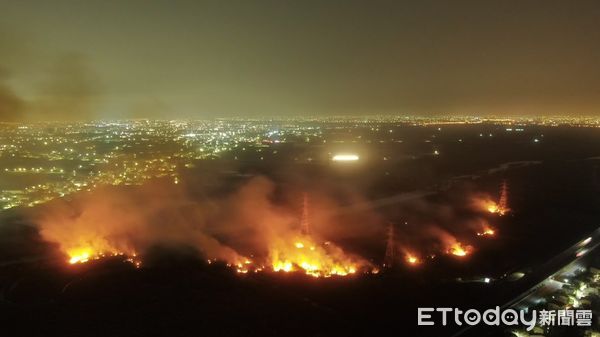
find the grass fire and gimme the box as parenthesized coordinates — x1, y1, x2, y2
(473, 181, 510, 216)
(269, 235, 366, 277)
(31, 176, 510, 277)
(448, 242, 472, 257)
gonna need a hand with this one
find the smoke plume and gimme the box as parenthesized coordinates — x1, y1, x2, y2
(33, 174, 502, 271)
(0, 28, 102, 122)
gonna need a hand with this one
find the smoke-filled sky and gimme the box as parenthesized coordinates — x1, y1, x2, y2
(2, 0, 600, 121)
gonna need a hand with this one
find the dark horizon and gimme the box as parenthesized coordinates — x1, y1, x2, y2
(2, 0, 600, 122)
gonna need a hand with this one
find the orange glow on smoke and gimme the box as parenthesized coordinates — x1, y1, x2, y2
(39, 213, 142, 267)
(474, 182, 510, 216)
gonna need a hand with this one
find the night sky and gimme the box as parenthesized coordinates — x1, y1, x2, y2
(1, 0, 600, 121)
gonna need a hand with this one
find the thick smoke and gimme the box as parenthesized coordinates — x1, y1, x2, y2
(0, 28, 102, 122)
(33, 177, 325, 263)
(378, 184, 502, 260)
(127, 97, 171, 120)
(35, 179, 246, 264)
(34, 174, 502, 269)
(29, 53, 102, 121)
(0, 29, 27, 122)
(0, 68, 25, 122)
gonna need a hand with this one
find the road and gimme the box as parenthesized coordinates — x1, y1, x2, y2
(451, 226, 600, 337)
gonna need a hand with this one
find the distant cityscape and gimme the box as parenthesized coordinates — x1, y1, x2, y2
(1, 115, 599, 211)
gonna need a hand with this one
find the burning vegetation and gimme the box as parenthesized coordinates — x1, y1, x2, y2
(67, 249, 142, 268)
(404, 251, 421, 266)
(33, 176, 510, 276)
(447, 241, 472, 257)
(269, 234, 368, 277)
(35, 178, 375, 278)
(477, 226, 496, 237)
(473, 181, 510, 216)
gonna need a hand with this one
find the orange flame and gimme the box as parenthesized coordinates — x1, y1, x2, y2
(487, 201, 507, 215)
(405, 252, 421, 266)
(68, 248, 92, 264)
(477, 226, 496, 237)
(486, 202, 499, 214)
(269, 235, 365, 277)
(448, 242, 472, 257)
(231, 258, 256, 274)
(66, 247, 142, 267)
(472, 196, 508, 216)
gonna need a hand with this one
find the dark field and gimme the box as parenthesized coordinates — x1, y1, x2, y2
(1, 125, 600, 337)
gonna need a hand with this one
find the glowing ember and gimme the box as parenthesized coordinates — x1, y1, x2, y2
(232, 258, 255, 273)
(477, 227, 496, 237)
(405, 253, 420, 265)
(125, 256, 142, 268)
(269, 235, 366, 277)
(448, 242, 471, 257)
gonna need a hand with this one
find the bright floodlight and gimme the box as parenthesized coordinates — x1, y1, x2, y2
(332, 154, 359, 162)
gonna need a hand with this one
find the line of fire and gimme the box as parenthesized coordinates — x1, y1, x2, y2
(59, 181, 510, 278)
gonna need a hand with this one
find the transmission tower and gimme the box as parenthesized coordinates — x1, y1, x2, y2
(300, 193, 310, 235)
(383, 223, 395, 268)
(498, 179, 508, 212)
